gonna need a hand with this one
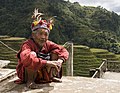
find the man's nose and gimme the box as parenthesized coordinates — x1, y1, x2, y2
(40, 34, 46, 39)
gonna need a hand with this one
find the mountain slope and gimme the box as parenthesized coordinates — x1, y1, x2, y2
(0, 0, 120, 51)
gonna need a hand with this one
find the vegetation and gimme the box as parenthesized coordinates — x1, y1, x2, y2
(0, 37, 25, 68)
(91, 48, 120, 61)
(0, 0, 120, 53)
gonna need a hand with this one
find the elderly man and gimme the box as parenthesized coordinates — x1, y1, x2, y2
(15, 9, 69, 88)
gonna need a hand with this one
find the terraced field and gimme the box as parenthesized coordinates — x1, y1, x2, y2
(91, 48, 120, 62)
(0, 37, 26, 68)
(73, 46, 101, 77)
(1, 36, 120, 77)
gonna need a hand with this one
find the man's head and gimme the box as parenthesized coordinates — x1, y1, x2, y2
(32, 28, 49, 47)
(31, 8, 54, 46)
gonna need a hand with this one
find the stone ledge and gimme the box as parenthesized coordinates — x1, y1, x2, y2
(0, 73, 120, 93)
(0, 69, 16, 83)
(0, 60, 10, 68)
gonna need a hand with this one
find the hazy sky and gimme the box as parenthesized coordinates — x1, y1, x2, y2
(66, 0, 120, 15)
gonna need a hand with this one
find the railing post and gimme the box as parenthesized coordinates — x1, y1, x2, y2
(102, 59, 107, 72)
(96, 68, 100, 78)
(66, 42, 73, 76)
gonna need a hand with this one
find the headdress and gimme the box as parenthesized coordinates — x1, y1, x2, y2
(31, 8, 55, 33)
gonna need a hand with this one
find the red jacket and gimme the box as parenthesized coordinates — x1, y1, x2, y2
(15, 38, 69, 83)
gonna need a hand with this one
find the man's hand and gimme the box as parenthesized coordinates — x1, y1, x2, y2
(30, 51, 37, 57)
(57, 59, 63, 67)
(46, 61, 59, 72)
(46, 59, 63, 72)
(57, 59, 63, 72)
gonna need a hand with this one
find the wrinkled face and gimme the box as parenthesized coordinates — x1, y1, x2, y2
(32, 28, 49, 47)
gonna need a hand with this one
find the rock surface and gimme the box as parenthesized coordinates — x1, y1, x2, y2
(0, 60, 10, 68)
(0, 69, 120, 93)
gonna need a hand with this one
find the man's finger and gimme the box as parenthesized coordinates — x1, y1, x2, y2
(52, 63, 59, 72)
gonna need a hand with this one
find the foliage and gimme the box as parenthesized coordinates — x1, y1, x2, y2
(0, 0, 120, 53)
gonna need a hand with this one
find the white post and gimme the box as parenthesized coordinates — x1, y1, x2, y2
(66, 42, 73, 76)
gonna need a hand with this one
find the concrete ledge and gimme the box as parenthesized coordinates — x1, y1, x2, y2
(0, 60, 10, 68)
(0, 69, 16, 83)
(0, 75, 120, 93)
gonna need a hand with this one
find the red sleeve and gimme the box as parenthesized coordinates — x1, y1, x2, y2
(20, 43, 46, 71)
(48, 41, 69, 62)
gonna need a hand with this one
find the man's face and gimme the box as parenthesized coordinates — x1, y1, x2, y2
(32, 28, 49, 47)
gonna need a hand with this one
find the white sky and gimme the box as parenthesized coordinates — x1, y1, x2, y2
(65, 0, 120, 15)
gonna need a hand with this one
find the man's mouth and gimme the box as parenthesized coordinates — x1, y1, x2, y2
(40, 40, 46, 43)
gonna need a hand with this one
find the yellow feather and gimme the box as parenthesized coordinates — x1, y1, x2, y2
(49, 25, 52, 30)
(33, 21, 39, 26)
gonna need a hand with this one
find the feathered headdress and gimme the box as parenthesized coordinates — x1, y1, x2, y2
(31, 8, 55, 33)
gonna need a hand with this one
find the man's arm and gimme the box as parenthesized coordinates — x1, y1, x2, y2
(19, 43, 59, 71)
(48, 41, 69, 62)
(19, 43, 46, 70)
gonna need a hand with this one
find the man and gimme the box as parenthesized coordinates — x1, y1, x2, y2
(15, 8, 69, 88)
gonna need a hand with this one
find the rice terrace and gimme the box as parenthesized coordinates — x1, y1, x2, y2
(1, 36, 120, 93)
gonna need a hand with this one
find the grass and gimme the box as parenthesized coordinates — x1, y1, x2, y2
(91, 48, 120, 62)
(90, 48, 108, 53)
(0, 37, 26, 69)
(116, 54, 120, 58)
(73, 46, 101, 77)
(2, 37, 26, 40)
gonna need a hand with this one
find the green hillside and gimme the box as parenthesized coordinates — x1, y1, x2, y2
(0, 0, 120, 52)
